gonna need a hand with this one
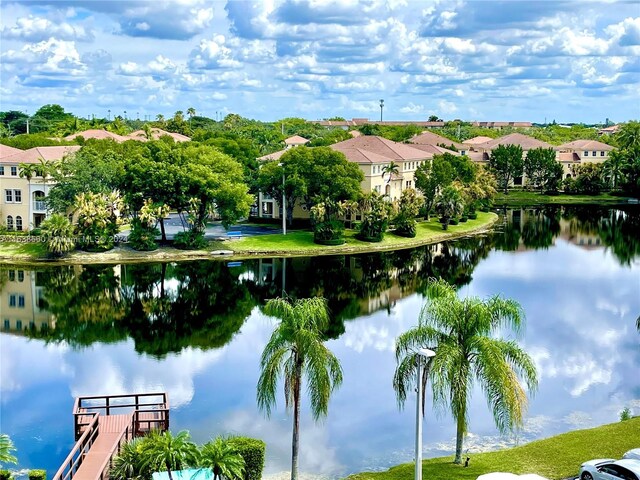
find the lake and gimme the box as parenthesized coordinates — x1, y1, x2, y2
(1, 205, 639, 478)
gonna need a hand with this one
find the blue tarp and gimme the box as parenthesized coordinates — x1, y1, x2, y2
(152, 468, 213, 480)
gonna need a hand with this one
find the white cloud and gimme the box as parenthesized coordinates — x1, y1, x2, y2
(2, 15, 94, 42)
(438, 99, 458, 114)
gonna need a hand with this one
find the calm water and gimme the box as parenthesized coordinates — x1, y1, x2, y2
(1, 206, 639, 478)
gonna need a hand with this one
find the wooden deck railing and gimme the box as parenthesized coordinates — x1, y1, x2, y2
(74, 392, 169, 440)
(54, 392, 169, 480)
(52, 413, 101, 480)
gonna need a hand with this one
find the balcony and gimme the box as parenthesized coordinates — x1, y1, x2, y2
(33, 201, 47, 212)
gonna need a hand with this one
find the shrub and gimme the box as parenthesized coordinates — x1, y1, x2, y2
(310, 200, 346, 245)
(173, 230, 207, 250)
(227, 437, 265, 480)
(468, 212, 478, 220)
(394, 188, 422, 238)
(128, 218, 159, 251)
(356, 193, 391, 242)
(459, 216, 468, 223)
(450, 218, 459, 225)
(0, 470, 11, 480)
(40, 213, 75, 258)
(28, 470, 46, 480)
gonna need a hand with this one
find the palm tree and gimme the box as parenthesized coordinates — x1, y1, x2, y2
(616, 121, 640, 149)
(141, 430, 199, 480)
(435, 185, 465, 230)
(382, 161, 401, 184)
(187, 107, 196, 119)
(111, 437, 152, 480)
(156, 114, 165, 123)
(40, 213, 75, 257)
(394, 279, 538, 464)
(173, 111, 184, 123)
(18, 163, 38, 182)
(257, 297, 343, 480)
(199, 437, 245, 480)
(602, 150, 626, 189)
(0, 434, 18, 467)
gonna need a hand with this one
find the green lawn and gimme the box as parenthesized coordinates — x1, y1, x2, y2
(0, 241, 47, 258)
(348, 417, 640, 480)
(495, 191, 632, 206)
(229, 212, 497, 255)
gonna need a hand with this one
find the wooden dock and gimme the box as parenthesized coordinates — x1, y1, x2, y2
(53, 393, 169, 480)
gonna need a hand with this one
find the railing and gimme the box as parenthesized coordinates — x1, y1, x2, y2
(95, 416, 134, 480)
(33, 200, 46, 211)
(74, 392, 169, 440)
(52, 413, 101, 480)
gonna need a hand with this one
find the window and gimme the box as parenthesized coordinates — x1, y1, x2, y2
(18, 295, 25, 308)
(14, 189, 21, 203)
(5, 189, 13, 202)
(16, 320, 22, 330)
(584, 151, 589, 156)
(374, 185, 381, 193)
(9, 294, 16, 307)
(15, 216, 22, 231)
(0, 166, 4, 175)
(592, 151, 597, 156)
(6, 216, 13, 230)
(8, 270, 15, 282)
(10, 166, 17, 176)
(17, 270, 24, 282)
(3, 320, 9, 330)
(601, 151, 605, 156)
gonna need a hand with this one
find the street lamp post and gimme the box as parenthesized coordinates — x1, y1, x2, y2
(415, 348, 436, 480)
(379, 99, 385, 122)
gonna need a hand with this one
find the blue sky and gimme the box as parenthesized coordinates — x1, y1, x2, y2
(1, 0, 639, 123)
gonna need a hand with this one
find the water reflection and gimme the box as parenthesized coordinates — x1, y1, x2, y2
(1, 206, 639, 477)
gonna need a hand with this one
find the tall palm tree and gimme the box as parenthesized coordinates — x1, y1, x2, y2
(199, 437, 245, 480)
(141, 430, 199, 480)
(602, 150, 626, 189)
(257, 297, 343, 480)
(0, 434, 18, 467)
(616, 120, 640, 149)
(187, 107, 196, 119)
(156, 114, 165, 123)
(18, 163, 38, 182)
(382, 161, 401, 184)
(394, 278, 538, 464)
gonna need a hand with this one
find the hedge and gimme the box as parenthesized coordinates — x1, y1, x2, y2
(227, 436, 266, 480)
(29, 470, 46, 480)
(0, 470, 11, 480)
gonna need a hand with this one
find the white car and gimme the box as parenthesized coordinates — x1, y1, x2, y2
(579, 458, 640, 480)
(624, 450, 640, 461)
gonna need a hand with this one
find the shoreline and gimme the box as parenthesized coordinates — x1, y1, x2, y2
(0, 213, 499, 266)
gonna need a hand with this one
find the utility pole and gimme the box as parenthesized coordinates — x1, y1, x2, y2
(108, 109, 111, 120)
(379, 99, 384, 122)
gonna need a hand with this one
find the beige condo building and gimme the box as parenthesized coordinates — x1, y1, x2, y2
(0, 145, 80, 230)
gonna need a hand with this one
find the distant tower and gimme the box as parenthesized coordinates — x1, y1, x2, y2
(379, 99, 384, 122)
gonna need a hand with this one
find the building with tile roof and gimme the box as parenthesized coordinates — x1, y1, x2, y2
(284, 135, 309, 147)
(408, 131, 465, 152)
(1, 146, 81, 230)
(556, 139, 614, 176)
(463, 136, 494, 145)
(65, 129, 130, 142)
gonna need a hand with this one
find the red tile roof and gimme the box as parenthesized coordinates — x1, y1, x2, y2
(65, 129, 129, 142)
(557, 140, 614, 151)
(258, 149, 287, 161)
(284, 135, 309, 145)
(0, 144, 23, 158)
(128, 128, 191, 142)
(558, 152, 581, 162)
(409, 131, 464, 150)
(0, 146, 81, 164)
(463, 136, 494, 145)
(331, 136, 431, 164)
(476, 133, 554, 151)
(408, 144, 459, 156)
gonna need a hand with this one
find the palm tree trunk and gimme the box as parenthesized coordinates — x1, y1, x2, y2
(160, 218, 167, 242)
(167, 461, 174, 480)
(291, 359, 303, 480)
(454, 413, 465, 464)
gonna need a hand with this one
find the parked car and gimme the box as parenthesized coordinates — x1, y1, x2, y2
(624, 450, 640, 461)
(579, 458, 640, 480)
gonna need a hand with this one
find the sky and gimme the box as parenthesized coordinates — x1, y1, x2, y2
(0, 0, 639, 123)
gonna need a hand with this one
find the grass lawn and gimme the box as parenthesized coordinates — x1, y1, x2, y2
(348, 417, 640, 480)
(0, 241, 47, 258)
(494, 191, 632, 206)
(229, 212, 497, 255)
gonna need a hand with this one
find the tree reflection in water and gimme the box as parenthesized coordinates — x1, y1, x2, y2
(8, 205, 638, 355)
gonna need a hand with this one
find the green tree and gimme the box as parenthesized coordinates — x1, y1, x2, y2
(394, 188, 423, 238)
(199, 437, 245, 480)
(257, 297, 343, 480)
(436, 185, 464, 230)
(0, 434, 18, 467)
(489, 144, 524, 193)
(574, 163, 605, 195)
(141, 430, 199, 480)
(393, 279, 538, 464)
(603, 150, 626, 189)
(40, 214, 75, 257)
(74, 191, 123, 251)
(414, 156, 455, 219)
(616, 121, 640, 150)
(187, 107, 196, 119)
(524, 148, 557, 192)
(356, 192, 392, 242)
